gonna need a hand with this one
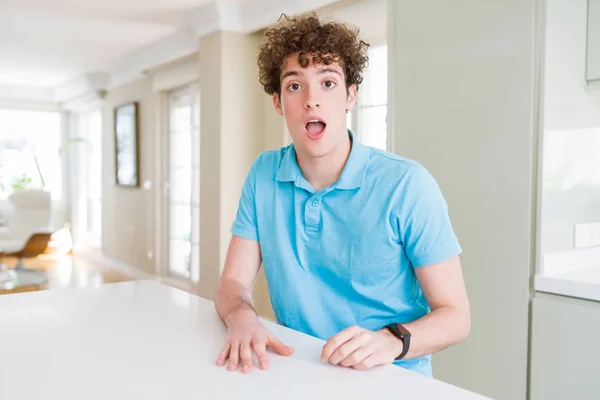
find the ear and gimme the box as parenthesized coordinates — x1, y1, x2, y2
(273, 93, 284, 116)
(346, 84, 358, 111)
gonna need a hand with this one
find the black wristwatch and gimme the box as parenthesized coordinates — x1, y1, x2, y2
(386, 323, 411, 360)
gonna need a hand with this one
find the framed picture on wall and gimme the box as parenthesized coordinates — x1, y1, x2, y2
(114, 102, 140, 187)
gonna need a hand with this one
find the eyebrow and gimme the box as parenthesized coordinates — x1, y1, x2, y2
(281, 67, 342, 80)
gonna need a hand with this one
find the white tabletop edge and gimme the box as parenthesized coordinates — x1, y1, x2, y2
(0, 280, 491, 400)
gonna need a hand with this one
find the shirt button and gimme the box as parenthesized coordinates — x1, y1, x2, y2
(312, 199, 320, 207)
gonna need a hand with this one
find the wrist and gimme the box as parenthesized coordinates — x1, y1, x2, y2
(384, 323, 411, 360)
(381, 326, 404, 358)
(224, 304, 256, 327)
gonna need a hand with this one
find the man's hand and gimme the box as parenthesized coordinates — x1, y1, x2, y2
(216, 309, 295, 373)
(320, 325, 402, 370)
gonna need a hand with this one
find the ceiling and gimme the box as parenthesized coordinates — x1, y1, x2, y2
(0, 0, 385, 94)
(0, 0, 214, 88)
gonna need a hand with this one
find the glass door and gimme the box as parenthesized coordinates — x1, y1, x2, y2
(164, 85, 200, 282)
(70, 109, 102, 249)
(86, 110, 103, 247)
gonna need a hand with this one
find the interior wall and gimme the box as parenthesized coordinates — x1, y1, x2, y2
(261, 89, 287, 151)
(198, 31, 222, 298)
(318, 0, 387, 42)
(540, 0, 600, 255)
(197, 31, 268, 307)
(219, 31, 264, 278)
(101, 77, 156, 274)
(390, 1, 537, 399)
(250, 31, 284, 321)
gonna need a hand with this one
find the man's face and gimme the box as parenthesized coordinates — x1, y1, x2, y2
(273, 53, 357, 159)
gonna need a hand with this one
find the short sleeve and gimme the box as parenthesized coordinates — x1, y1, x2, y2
(231, 155, 261, 242)
(395, 163, 462, 268)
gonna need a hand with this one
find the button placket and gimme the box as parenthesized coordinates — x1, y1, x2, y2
(304, 195, 321, 232)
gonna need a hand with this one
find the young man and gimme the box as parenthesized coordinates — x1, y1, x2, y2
(214, 13, 470, 377)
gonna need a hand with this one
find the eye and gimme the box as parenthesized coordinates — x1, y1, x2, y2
(288, 83, 301, 91)
(323, 80, 336, 89)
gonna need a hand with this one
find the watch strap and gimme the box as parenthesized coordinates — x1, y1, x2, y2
(386, 323, 411, 360)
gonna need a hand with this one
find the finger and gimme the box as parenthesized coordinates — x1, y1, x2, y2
(216, 343, 231, 366)
(340, 345, 372, 368)
(252, 341, 269, 370)
(227, 342, 240, 371)
(240, 342, 253, 373)
(321, 326, 361, 362)
(268, 335, 295, 356)
(329, 336, 367, 365)
(352, 354, 377, 370)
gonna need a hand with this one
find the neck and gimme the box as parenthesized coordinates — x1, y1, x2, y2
(296, 131, 352, 192)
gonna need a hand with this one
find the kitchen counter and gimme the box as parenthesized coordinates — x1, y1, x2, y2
(535, 247, 600, 302)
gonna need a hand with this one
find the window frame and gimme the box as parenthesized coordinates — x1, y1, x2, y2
(351, 34, 388, 151)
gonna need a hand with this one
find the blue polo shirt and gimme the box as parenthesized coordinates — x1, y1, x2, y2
(231, 131, 461, 377)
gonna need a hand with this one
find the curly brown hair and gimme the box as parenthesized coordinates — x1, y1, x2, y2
(257, 13, 370, 96)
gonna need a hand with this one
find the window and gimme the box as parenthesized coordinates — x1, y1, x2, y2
(67, 109, 102, 249)
(0, 109, 62, 200)
(349, 44, 388, 150)
(164, 85, 200, 283)
(86, 111, 102, 244)
(75, 109, 103, 246)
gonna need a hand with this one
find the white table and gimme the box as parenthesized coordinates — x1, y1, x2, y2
(0, 280, 490, 399)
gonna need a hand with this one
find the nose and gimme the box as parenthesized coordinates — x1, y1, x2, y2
(304, 99, 320, 109)
(304, 90, 320, 109)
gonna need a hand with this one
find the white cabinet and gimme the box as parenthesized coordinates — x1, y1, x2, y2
(587, 0, 600, 81)
(530, 293, 600, 399)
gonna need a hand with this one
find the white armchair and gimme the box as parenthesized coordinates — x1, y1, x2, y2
(0, 190, 53, 249)
(0, 190, 53, 285)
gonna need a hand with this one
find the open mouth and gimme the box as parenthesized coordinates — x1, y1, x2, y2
(305, 119, 327, 139)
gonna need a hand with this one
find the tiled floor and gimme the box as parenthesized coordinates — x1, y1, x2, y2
(0, 253, 133, 295)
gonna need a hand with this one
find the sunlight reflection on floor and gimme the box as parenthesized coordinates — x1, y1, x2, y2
(0, 253, 132, 294)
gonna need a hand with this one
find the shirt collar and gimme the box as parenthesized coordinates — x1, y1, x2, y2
(275, 143, 302, 183)
(335, 130, 370, 189)
(276, 130, 370, 190)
